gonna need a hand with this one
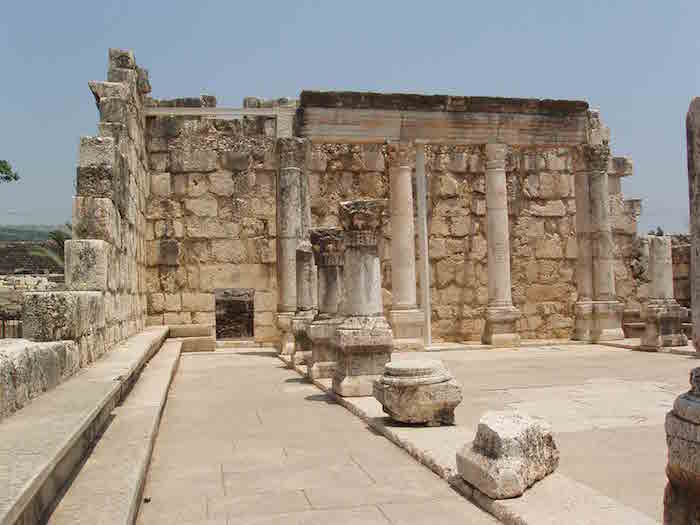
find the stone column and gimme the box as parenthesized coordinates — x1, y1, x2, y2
(481, 142, 520, 346)
(573, 148, 594, 340)
(274, 138, 306, 355)
(386, 141, 424, 350)
(586, 143, 624, 341)
(333, 199, 393, 397)
(290, 149, 317, 366)
(664, 368, 700, 523)
(687, 98, 700, 351)
(641, 235, 687, 350)
(307, 228, 344, 379)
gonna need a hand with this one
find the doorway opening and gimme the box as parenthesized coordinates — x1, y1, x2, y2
(215, 288, 254, 339)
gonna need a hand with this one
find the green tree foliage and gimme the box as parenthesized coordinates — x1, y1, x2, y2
(0, 160, 19, 183)
(30, 222, 72, 268)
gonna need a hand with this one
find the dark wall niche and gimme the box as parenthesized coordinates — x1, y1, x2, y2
(215, 288, 254, 339)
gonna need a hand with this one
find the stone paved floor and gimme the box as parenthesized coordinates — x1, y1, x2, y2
(137, 348, 497, 524)
(392, 344, 699, 522)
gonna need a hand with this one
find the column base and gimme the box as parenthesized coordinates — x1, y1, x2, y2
(481, 306, 520, 347)
(389, 308, 425, 351)
(275, 312, 295, 355)
(640, 300, 688, 350)
(332, 315, 393, 397)
(291, 310, 315, 366)
(573, 300, 624, 342)
(307, 316, 343, 379)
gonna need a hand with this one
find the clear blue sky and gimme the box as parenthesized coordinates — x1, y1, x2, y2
(1, 1, 698, 233)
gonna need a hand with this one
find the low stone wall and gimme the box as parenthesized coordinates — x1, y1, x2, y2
(0, 339, 79, 421)
(0, 274, 63, 319)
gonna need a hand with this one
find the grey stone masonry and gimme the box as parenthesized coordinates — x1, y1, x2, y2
(307, 227, 344, 379)
(332, 199, 393, 397)
(664, 368, 700, 524)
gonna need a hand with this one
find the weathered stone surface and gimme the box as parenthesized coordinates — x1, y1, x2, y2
(0, 339, 80, 421)
(457, 410, 560, 499)
(64, 239, 110, 291)
(664, 368, 700, 524)
(373, 359, 462, 425)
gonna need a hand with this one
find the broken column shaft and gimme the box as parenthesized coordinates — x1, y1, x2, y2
(333, 199, 393, 397)
(307, 228, 344, 379)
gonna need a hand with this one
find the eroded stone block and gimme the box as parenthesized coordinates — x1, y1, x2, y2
(373, 359, 462, 425)
(456, 410, 559, 499)
(64, 240, 110, 291)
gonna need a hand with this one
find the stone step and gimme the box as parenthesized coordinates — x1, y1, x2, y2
(215, 339, 266, 349)
(175, 336, 216, 353)
(47, 339, 182, 525)
(0, 327, 168, 525)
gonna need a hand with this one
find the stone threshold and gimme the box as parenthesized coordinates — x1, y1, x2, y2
(599, 338, 699, 357)
(0, 326, 168, 525)
(278, 353, 658, 525)
(47, 339, 182, 524)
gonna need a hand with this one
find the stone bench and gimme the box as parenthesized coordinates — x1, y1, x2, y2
(47, 339, 182, 524)
(0, 326, 168, 525)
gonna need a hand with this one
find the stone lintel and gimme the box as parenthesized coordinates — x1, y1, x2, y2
(299, 91, 589, 115)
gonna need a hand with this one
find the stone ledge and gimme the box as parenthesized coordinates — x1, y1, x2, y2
(299, 91, 589, 116)
(0, 326, 168, 525)
(47, 339, 181, 525)
(280, 354, 657, 525)
(0, 340, 80, 422)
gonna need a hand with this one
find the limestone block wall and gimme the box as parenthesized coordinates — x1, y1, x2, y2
(144, 111, 279, 342)
(22, 48, 150, 366)
(308, 142, 641, 342)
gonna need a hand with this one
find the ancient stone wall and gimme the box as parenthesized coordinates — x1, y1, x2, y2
(307, 143, 640, 341)
(672, 241, 691, 308)
(143, 109, 279, 342)
(22, 48, 151, 365)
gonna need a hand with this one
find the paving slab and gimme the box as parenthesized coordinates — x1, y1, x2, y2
(137, 348, 497, 525)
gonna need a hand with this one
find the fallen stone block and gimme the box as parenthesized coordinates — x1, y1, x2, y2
(456, 410, 559, 499)
(373, 359, 462, 426)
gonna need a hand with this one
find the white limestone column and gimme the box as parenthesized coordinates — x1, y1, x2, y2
(641, 235, 687, 349)
(584, 143, 624, 341)
(482, 142, 520, 346)
(307, 227, 344, 379)
(573, 147, 594, 340)
(275, 138, 305, 355)
(387, 141, 423, 350)
(333, 199, 393, 397)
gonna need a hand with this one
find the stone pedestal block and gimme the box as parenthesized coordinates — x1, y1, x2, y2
(291, 310, 314, 366)
(388, 309, 424, 351)
(333, 316, 393, 397)
(457, 410, 559, 499)
(574, 300, 624, 342)
(307, 318, 343, 379)
(482, 306, 521, 346)
(373, 359, 462, 425)
(275, 312, 295, 355)
(664, 368, 700, 524)
(641, 301, 688, 350)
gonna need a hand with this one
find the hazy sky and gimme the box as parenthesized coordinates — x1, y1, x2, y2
(1, 1, 698, 233)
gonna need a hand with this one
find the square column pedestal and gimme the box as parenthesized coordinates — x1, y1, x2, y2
(389, 309, 424, 351)
(308, 317, 343, 379)
(640, 300, 688, 350)
(482, 306, 521, 347)
(574, 300, 625, 342)
(291, 310, 314, 365)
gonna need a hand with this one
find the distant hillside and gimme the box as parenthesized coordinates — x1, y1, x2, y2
(0, 225, 64, 241)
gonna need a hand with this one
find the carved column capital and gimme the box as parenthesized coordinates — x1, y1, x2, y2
(276, 137, 308, 169)
(582, 143, 610, 173)
(385, 141, 413, 168)
(310, 227, 344, 266)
